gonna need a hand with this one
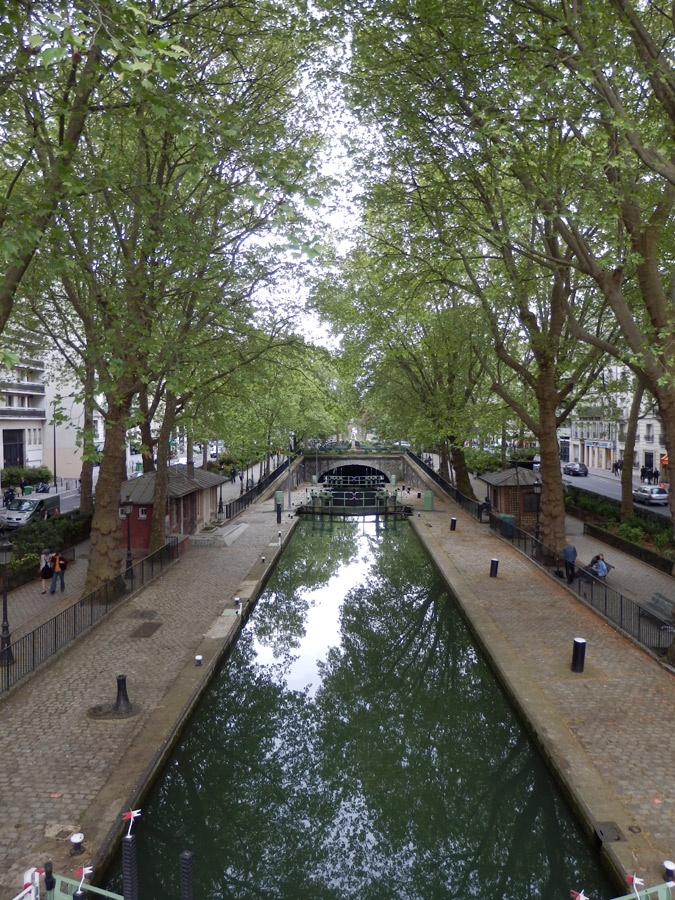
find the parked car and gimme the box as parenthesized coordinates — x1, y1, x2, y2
(563, 462, 588, 476)
(0, 495, 61, 529)
(631, 485, 669, 505)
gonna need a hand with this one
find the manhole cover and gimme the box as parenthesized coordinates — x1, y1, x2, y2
(130, 622, 161, 639)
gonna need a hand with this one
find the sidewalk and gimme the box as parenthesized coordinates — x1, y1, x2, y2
(0, 464, 673, 896)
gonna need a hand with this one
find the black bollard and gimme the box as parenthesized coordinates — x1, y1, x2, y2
(122, 834, 140, 900)
(44, 861, 56, 895)
(489, 558, 499, 577)
(276, 502, 281, 523)
(571, 638, 586, 673)
(180, 850, 194, 900)
(114, 675, 132, 715)
(450, 518, 456, 531)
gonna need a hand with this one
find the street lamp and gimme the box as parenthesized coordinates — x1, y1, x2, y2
(533, 479, 542, 542)
(0, 539, 13, 665)
(123, 502, 133, 579)
(218, 466, 224, 515)
(52, 400, 57, 491)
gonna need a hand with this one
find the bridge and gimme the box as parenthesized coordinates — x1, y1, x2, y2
(294, 451, 427, 490)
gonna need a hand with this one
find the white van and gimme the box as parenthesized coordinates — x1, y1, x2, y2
(0, 495, 61, 530)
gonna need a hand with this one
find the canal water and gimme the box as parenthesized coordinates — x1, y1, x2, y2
(105, 516, 615, 900)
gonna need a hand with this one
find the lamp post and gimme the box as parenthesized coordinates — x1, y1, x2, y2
(533, 479, 542, 543)
(52, 400, 57, 491)
(0, 539, 13, 665)
(123, 502, 133, 579)
(218, 466, 224, 515)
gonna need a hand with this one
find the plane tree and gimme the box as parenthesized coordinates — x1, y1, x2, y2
(0, 0, 206, 336)
(21, 0, 327, 589)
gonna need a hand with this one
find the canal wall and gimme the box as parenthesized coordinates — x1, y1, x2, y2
(407, 491, 674, 893)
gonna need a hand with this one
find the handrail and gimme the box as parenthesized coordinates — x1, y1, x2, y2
(405, 450, 482, 519)
(224, 456, 295, 521)
(487, 512, 675, 656)
(0, 538, 181, 695)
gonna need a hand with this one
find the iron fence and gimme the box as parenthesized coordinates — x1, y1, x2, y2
(406, 451, 482, 520)
(0, 537, 181, 694)
(224, 457, 294, 520)
(487, 512, 675, 656)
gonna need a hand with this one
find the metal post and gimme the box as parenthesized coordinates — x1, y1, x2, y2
(126, 509, 133, 579)
(450, 518, 456, 531)
(571, 637, 586, 673)
(218, 467, 224, 515)
(53, 401, 57, 490)
(122, 834, 140, 900)
(489, 558, 499, 578)
(0, 544, 13, 665)
(180, 850, 194, 900)
(276, 502, 281, 523)
(114, 674, 132, 715)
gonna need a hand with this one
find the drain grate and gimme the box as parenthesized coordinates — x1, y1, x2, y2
(130, 621, 162, 639)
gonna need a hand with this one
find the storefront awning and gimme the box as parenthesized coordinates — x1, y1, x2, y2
(661, 454, 668, 466)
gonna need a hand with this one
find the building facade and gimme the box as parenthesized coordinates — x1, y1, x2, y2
(567, 368, 667, 481)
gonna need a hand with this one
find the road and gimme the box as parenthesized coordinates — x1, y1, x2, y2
(561, 469, 671, 516)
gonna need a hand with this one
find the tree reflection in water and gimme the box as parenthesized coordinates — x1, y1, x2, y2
(105, 517, 614, 900)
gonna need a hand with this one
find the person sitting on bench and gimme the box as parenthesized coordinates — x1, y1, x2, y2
(589, 553, 608, 579)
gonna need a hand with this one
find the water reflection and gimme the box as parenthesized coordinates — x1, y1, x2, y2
(105, 517, 614, 900)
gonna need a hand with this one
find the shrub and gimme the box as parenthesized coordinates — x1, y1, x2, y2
(616, 523, 645, 544)
(1, 465, 52, 487)
(653, 531, 673, 551)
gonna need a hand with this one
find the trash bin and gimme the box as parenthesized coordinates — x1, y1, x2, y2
(24, 485, 33, 495)
(424, 490, 434, 511)
(500, 514, 515, 537)
(274, 490, 284, 512)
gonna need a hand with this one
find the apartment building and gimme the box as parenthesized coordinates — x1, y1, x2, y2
(0, 337, 46, 469)
(567, 368, 666, 479)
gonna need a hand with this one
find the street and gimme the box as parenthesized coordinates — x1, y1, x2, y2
(561, 469, 671, 516)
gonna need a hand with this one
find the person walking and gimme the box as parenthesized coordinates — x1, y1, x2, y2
(561, 538, 577, 585)
(39, 549, 52, 595)
(20, 476, 26, 496)
(49, 549, 67, 594)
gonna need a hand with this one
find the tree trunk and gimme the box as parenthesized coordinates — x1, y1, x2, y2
(149, 392, 176, 553)
(537, 393, 567, 553)
(84, 395, 133, 592)
(621, 382, 644, 521)
(78, 367, 96, 516)
(450, 445, 476, 499)
(138, 387, 156, 473)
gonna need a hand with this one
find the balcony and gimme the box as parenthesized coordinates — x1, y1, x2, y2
(0, 381, 45, 394)
(0, 407, 46, 419)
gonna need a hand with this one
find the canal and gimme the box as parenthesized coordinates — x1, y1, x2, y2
(105, 516, 615, 899)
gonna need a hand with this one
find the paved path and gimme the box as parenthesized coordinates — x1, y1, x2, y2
(0, 465, 673, 898)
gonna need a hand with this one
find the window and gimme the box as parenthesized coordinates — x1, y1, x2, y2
(523, 493, 539, 513)
(138, 507, 147, 520)
(38, 428, 42, 444)
(27, 429, 31, 445)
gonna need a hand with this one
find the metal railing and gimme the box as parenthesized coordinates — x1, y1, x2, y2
(405, 452, 674, 655)
(487, 512, 675, 655)
(406, 451, 482, 520)
(0, 537, 181, 694)
(223, 457, 294, 521)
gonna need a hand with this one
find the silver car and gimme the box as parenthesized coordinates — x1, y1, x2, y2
(631, 485, 669, 505)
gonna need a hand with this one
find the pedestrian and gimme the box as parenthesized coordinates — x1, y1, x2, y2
(230, 466, 236, 484)
(640, 465, 645, 482)
(589, 553, 608, 580)
(653, 468, 659, 484)
(39, 549, 52, 595)
(239, 470, 244, 485)
(49, 549, 67, 594)
(20, 476, 26, 496)
(561, 538, 577, 585)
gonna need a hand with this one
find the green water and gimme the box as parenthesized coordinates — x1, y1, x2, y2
(105, 516, 615, 899)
